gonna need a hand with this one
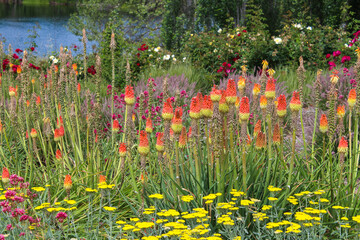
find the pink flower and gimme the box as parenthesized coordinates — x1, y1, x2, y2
(333, 50, 341, 57)
(56, 212, 68, 223)
(341, 56, 351, 63)
(6, 224, 13, 230)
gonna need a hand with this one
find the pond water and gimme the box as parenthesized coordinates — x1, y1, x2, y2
(0, 2, 95, 56)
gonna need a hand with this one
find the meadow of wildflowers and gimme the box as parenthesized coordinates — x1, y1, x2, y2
(1, 30, 360, 239)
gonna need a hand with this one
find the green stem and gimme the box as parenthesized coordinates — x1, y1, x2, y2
(300, 109, 308, 160)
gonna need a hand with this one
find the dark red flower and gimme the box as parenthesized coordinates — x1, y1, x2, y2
(12, 54, 19, 59)
(341, 56, 351, 63)
(326, 54, 331, 59)
(87, 65, 96, 75)
(30, 47, 35, 51)
(15, 49, 23, 53)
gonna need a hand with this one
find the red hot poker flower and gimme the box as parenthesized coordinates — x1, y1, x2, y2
(2, 167, 9, 183)
(219, 90, 229, 113)
(64, 175, 72, 190)
(338, 137, 348, 153)
(254, 120, 261, 137)
(171, 107, 183, 134)
(348, 89, 356, 108)
(239, 97, 250, 122)
(119, 143, 127, 157)
(319, 114, 328, 133)
(162, 98, 174, 120)
(226, 79, 237, 104)
(238, 76, 246, 91)
(112, 119, 120, 132)
(253, 84, 261, 97)
(290, 91, 302, 112)
(273, 123, 280, 144)
(210, 85, 222, 102)
(201, 95, 213, 118)
(138, 130, 150, 156)
(56, 149, 62, 160)
(99, 175, 107, 184)
(156, 132, 164, 152)
(179, 127, 187, 148)
(337, 105, 345, 119)
(277, 94, 287, 117)
(189, 97, 201, 119)
(124, 85, 135, 105)
(30, 128, 37, 138)
(265, 78, 276, 99)
(145, 118, 153, 133)
(260, 95, 267, 110)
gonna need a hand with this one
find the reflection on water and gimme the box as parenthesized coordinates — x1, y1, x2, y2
(0, 3, 95, 55)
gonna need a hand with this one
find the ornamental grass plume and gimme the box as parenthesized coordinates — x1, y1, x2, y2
(210, 85, 222, 102)
(255, 131, 266, 149)
(189, 97, 201, 120)
(276, 95, 287, 118)
(201, 95, 213, 118)
(226, 79, 237, 104)
(239, 97, 250, 122)
(145, 118, 153, 133)
(290, 91, 302, 112)
(138, 130, 150, 156)
(265, 79, 276, 99)
(119, 143, 127, 157)
(319, 114, 329, 133)
(179, 127, 187, 149)
(297, 56, 306, 103)
(273, 123, 280, 145)
(171, 107, 183, 134)
(125, 85, 135, 105)
(112, 119, 120, 132)
(2, 167, 9, 184)
(219, 91, 229, 114)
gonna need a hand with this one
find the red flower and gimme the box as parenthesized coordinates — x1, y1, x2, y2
(138, 130, 150, 156)
(276, 94, 287, 117)
(15, 49, 23, 53)
(145, 118, 153, 133)
(179, 127, 187, 148)
(2, 167, 10, 183)
(64, 175, 72, 190)
(56, 149, 62, 160)
(200, 95, 213, 118)
(341, 56, 351, 63)
(112, 119, 120, 132)
(12, 54, 19, 59)
(326, 54, 331, 59)
(124, 85, 135, 105)
(156, 132, 164, 152)
(338, 137, 348, 153)
(87, 65, 96, 75)
(119, 143, 127, 157)
(162, 98, 174, 120)
(239, 97, 250, 121)
(30, 47, 35, 51)
(189, 97, 201, 119)
(171, 107, 183, 133)
(225, 79, 237, 104)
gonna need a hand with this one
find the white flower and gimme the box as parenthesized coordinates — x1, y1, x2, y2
(172, 58, 177, 62)
(345, 44, 350, 48)
(149, 54, 153, 57)
(218, 28, 222, 33)
(163, 55, 170, 60)
(182, 57, 186, 62)
(154, 47, 161, 52)
(213, 49, 218, 53)
(53, 58, 59, 64)
(49, 56, 54, 60)
(274, 37, 282, 44)
(171, 55, 174, 58)
(306, 26, 312, 30)
(294, 24, 302, 29)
